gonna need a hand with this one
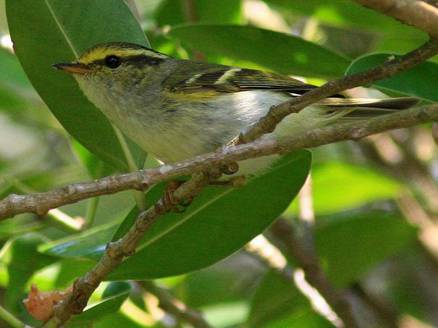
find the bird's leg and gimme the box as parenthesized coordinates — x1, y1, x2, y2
(208, 161, 246, 187)
(162, 180, 192, 213)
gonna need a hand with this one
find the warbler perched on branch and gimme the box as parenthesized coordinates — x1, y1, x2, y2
(54, 42, 417, 174)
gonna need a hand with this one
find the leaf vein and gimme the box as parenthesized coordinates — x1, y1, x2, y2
(44, 0, 79, 58)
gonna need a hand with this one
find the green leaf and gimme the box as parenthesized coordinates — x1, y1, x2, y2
(263, 0, 420, 32)
(168, 25, 350, 78)
(248, 270, 331, 328)
(0, 48, 31, 91)
(173, 265, 247, 308)
(112, 151, 311, 279)
(263, 0, 427, 54)
(248, 270, 305, 327)
(71, 140, 114, 179)
(40, 221, 120, 259)
(311, 161, 400, 214)
(315, 207, 417, 286)
(0, 233, 55, 312)
(67, 282, 131, 327)
(93, 312, 145, 328)
(155, 0, 243, 26)
(54, 259, 95, 289)
(0, 48, 34, 112)
(41, 151, 311, 279)
(264, 312, 333, 328)
(6, 0, 148, 170)
(346, 54, 438, 102)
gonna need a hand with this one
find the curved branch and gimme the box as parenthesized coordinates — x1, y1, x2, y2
(37, 37, 438, 326)
(353, 0, 438, 38)
(238, 39, 438, 144)
(50, 172, 210, 325)
(2, 104, 438, 222)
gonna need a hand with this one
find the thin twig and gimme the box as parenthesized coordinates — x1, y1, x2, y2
(0, 304, 24, 328)
(48, 172, 211, 326)
(2, 104, 438, 221)
(2, 39, 437, 221)
(22, 34, 438, 327)
(237, 39, 438, 144)
(353, 0, 438, 38)
(246, 236, 342, 326)
(352, 283, 399, 328)
(139, 281, 211, 328)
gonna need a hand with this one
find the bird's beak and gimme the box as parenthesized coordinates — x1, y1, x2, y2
(53, 62, 91, 75)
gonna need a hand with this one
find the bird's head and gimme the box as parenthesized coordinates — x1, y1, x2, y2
(54, 42, 170, 90)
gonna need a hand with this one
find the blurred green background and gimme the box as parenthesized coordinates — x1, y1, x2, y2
(0, 0, 437, 327)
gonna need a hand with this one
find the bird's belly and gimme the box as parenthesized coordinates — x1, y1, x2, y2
(128, 90, 291, 163)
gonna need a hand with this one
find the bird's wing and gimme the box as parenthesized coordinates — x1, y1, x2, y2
(162, 61, 417, 113)
(162, 62, 316, 95)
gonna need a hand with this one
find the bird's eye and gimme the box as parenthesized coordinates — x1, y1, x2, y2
(105, 55, 121, 69)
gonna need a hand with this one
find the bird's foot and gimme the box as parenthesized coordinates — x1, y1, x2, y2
(162, 180, 193, 213)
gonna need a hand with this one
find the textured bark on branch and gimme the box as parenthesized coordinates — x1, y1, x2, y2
(2, 104, 438, 222)
(238, 39, 438, 144)
(353, 0, 438, 38)
(18, 7, 438, 326)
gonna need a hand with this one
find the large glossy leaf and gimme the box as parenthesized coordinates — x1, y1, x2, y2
(155, 0, 243, 26)
(41, 151, 311, 279)
(114, 152, 310, 279)
(309, 161, 400, 214)
(168, 25, 350, 78)
(6, 0, 148, 170)
(315, 207, 417, 286)
(346, 54, 438, 102)
(40, 221, 120, 260)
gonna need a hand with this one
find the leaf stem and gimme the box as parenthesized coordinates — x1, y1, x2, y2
(0, 305, 24, 328)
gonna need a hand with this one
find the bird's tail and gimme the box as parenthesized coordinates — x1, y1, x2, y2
(318, 97, 419, 119)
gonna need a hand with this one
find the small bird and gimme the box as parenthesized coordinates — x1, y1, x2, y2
(54, 42, 417, 174)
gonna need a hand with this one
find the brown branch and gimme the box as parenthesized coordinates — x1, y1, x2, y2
(238, 39, 438, 144)
(48, 172, 211, 326)
(352, 283, 399, 328)
(2, 39, 437, 221)
(139, 281, 212, 328)
(246, 236, 342, 326)
(18, 38, 438, 326)
(353, 0, 438, 38)
(2, 104, 438, 222)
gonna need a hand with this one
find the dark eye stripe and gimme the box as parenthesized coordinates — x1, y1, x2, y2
(92, 55, 164, 67)
(124, 55, 164, 66)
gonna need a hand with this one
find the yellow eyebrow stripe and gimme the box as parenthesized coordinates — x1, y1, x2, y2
(79, 47, 166, 65)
